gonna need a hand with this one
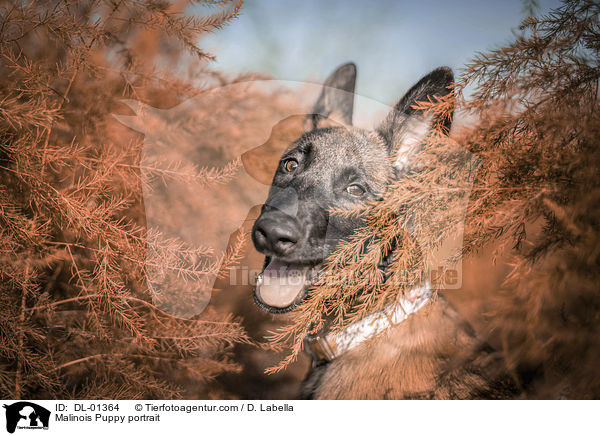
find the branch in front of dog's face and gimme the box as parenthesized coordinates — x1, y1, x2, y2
(255, 65, 470, 375)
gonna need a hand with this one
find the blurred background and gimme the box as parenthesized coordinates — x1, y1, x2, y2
(200, 0, 560, 104)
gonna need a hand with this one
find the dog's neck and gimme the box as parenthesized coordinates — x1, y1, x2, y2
(304, 285, 432, 365)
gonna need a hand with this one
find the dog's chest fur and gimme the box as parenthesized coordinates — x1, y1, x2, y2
(300, 295, 518, 399)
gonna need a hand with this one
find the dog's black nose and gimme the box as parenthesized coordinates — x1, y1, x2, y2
(252, 214, 300, 256)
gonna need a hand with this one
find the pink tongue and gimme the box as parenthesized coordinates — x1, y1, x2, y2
(256, 259, 308, 308)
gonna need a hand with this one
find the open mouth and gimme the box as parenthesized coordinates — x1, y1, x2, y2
(253, 257, 321, 313)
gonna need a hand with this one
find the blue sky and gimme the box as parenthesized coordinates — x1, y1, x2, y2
(199, 0, 561, 106)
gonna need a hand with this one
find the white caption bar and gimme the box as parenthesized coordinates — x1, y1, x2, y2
(0, 400, 595, 436)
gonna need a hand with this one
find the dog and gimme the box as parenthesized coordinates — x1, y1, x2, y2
(251, 63, 518, 399)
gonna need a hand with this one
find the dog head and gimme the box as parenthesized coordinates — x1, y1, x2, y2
(251, 63, 454, 313)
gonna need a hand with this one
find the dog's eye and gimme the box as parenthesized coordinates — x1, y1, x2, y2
(283, 159, 299, 173)
(346, 184, 365, 197)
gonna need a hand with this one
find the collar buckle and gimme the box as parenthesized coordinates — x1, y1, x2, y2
(304, 334, 336, 366)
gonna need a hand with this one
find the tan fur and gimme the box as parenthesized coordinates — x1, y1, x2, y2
(301, 295, 517, 399)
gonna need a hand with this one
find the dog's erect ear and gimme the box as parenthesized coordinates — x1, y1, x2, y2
(377, 67, 454, 175)
(305, 62, 356, 131)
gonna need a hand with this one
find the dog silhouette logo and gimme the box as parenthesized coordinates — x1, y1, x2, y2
(114, 78, 478, 318)
(3, 402, 50, 433)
